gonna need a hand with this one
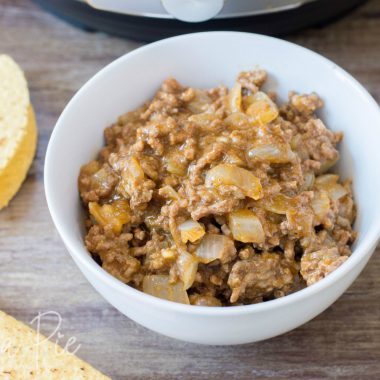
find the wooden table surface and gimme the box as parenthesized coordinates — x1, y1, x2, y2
(0, 1, 379, 379)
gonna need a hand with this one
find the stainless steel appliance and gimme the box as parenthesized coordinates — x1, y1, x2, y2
(34, 0, 366, 41)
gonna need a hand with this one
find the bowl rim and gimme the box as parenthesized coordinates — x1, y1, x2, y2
(45, 31, 380, 316)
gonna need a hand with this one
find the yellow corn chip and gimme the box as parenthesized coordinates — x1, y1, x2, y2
(0, 311, 110, 379)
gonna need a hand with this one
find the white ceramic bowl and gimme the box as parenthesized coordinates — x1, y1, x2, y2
(45, 32, 380, 345)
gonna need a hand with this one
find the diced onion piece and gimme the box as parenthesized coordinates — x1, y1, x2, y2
(80, 161, 112, 193)
(195, 234, 236, 264)
(290, 134, 302, 150)
(263, 194, 297, 215)
(188, 113, 218, 129)
(176, 251, 198, 289)
(187, 89, 212, 114)
(80, 162, 115, 195)
(142, 275, 189, 304)
(224, 112, 251, 129)
(81, 160, 101, 175)
(179, 220, 205, 243)
(165, 149, 188, 176)
(246, 91, 279, 125)
(286, 208, 314, 238)
(126, 156, 144, 180)
(248, 140, 295, 164)
(158, 185, 180, 201)
(302, 171, 315, 190)
(223, 150, 245, 166)
(121, 156, 145, 196)
(89, 199, 130, 233)
(328, 185, 348, 202)
(166, 159, 187, 176)
(228, 83, 242, 113)
(228, 209, 265, 243)
(92, 167, 111, 188)
(190, 294, 222, 307)
(312, 190, 330, 224)
(161, 248, 177, 260)
(93, 167, 108, 181)
(315, 174, 348, 201)
(315, 174, 339, 187)
(205, 164, 263, 200)
(242, 94, 256, 109)
(317, 156, 339, 174)
(89, 202, 107, 225)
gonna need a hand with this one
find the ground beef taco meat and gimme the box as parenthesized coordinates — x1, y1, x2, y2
(78, 69, 356, 306)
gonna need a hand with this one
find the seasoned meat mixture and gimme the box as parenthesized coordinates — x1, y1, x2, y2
(78, 69, 356, 306)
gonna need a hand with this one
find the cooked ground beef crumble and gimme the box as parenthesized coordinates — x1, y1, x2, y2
(78, 69, 356, 306)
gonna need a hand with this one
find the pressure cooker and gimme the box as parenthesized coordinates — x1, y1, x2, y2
(34, 0, 367, 41)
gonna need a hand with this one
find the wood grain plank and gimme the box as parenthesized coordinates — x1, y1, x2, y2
(0, 1, 379, 379)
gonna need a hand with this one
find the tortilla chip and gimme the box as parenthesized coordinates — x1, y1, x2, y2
(0, 55, 37, 210)
(0, 311, 110, 379)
